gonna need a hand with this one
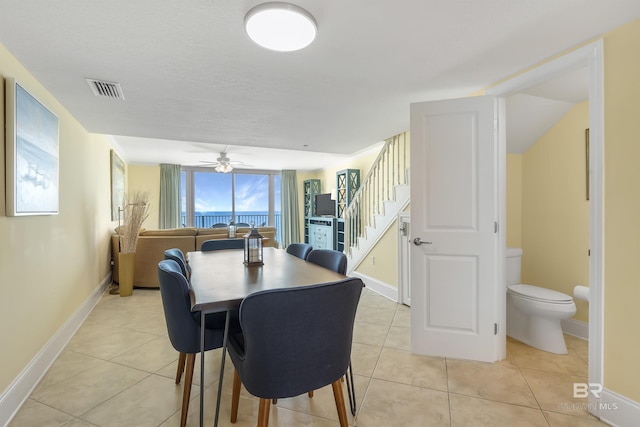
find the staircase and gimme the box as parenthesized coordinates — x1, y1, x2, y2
(343, 132, 410, 274)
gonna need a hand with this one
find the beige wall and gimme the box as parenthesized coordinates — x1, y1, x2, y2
(0, 45, 115, 392)
(519, 102, 590, 322)
(354, 225, 399, 287)
(315, 143, 384, 193)
(602, 19, 640, 402)
(128, 165, 160, 229)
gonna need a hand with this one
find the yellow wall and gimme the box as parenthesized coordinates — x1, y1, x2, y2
(602, 19, 640, 402)
(0, 44, 115, 392)
(128, 165, 160, 229)
(506, 154, 523, 248)
(519, 102, 590, 322)
(315, 143, 384, 193)
(354, 224, 399, 287)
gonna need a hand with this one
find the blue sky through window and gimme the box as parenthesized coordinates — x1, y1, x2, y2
(181, 169, 281, 235)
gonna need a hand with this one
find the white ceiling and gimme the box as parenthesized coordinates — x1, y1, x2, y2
(1, 1, 637, 169)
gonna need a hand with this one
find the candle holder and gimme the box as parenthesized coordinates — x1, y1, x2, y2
(243, 226, 264, 266)
(228, 220, 237, 238)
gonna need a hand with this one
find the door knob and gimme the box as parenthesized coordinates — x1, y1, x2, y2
(413, 237, 432, 246)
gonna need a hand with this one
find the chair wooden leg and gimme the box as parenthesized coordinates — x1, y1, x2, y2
(257, 398, 270, 427)
(176, 352, 186, 384)
(231, 370, 241, 423)
(180, 353, 196, 427)
(331, 380, 349, 427)
(308, 390, 314, 398)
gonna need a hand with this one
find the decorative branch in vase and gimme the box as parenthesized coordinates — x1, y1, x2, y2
(117, 191, 150, 296)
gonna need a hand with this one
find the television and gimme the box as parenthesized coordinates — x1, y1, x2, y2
(315, 193, 335, 216)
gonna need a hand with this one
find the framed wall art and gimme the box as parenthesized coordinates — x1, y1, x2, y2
(5, 77, 59, 216)
(110, 149, 125, 220)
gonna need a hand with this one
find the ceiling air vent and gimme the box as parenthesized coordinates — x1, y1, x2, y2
(85, 78, 125, 100)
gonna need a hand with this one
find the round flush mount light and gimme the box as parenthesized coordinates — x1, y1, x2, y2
(244, 2, 317, 52)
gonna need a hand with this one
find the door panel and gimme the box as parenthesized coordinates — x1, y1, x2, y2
(410, 95, 498, 362)
(425, 113, 477, 229)
(427, 255, 477, 332)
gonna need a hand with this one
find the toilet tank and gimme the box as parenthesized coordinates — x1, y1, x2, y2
(505, 247, 523, 287)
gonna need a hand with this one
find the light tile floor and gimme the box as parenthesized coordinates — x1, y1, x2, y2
(9, 288, 609, 426)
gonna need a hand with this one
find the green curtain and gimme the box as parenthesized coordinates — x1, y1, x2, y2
(280, 170, 300, 248)
(159, 164, 181, 229)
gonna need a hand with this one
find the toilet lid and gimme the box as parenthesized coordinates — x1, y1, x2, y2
(508, 284, 573, 303)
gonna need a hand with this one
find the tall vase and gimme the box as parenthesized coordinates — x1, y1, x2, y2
(119, 252, 136, 297)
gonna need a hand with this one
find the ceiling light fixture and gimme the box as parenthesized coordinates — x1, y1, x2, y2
(244, 2, 317, 52)
(215, 163, 233, 173)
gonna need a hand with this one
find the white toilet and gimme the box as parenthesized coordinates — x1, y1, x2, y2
(505, 247, 576, 354)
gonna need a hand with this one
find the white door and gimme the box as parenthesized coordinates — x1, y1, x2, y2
(410, 95, 499, 362)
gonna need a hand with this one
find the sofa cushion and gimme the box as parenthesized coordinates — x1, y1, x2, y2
(140, 228, 197, 236)
(195, 228, 230, 237)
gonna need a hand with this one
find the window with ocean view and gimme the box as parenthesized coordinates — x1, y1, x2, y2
(181, 168, 282, 244)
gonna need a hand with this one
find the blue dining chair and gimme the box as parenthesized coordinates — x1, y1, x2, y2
(306, 249, 347, 275)
(157, 259, 238, 427)
(201, 238, 244, 251)
(163, 248, 191, 279)
(228, 278, 363, 427)
(285, 243, 313, 260)
(162, 248, 192, 387)
(305, 248, 358, 414)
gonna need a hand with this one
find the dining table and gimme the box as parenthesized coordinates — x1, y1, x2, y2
(188, 247, 347, 427)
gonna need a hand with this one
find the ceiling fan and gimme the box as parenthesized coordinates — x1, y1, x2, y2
(200, 150, 251, 173)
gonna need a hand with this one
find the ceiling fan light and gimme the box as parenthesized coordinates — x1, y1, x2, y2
(215, 163, 233, 173)
(245, 2, 317, 52)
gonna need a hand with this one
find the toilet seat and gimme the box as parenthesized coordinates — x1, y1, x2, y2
(508, 284, 573, 304)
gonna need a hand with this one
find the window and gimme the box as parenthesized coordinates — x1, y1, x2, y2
(181, 168, 281, 243)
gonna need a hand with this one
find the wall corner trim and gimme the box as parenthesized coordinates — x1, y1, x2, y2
(599, 388, 640, 427)
(350, 271, 398, 302)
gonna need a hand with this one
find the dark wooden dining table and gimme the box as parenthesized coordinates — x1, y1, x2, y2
(187, 247, 347, 427)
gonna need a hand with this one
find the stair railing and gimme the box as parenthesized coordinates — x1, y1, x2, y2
(343, 132, 409, 255)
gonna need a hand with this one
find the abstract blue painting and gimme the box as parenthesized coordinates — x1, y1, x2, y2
(5, 78, 59, 216)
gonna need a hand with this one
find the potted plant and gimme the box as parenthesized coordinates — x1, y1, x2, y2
(117, 191, 150, 296)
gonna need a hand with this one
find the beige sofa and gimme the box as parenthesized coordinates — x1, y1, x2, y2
(111, 226, 278, 288)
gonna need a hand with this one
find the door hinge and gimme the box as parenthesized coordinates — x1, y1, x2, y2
(494, 323, 498, 335)
(494, 222, 498, 233)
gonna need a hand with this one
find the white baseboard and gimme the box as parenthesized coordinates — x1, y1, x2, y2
(598, 388, 640, 427)
(562, 318, 589, 340)
(350, 271, 398, 302)
(0, 274, 111, 427)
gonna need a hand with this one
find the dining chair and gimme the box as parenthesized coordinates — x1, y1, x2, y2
(163, 248, 191, 279)
(306, 249, 347, 275)
(201, 238, 245, 251)
(285, 243, 313, 260)
(228, 278, 363, 427)
(210, 222, 228, 228)
(162, 248, 192, 388)
(157, 259, 238, 427)
(305, 248, 357, 414)
(235, 222, 251, 227)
